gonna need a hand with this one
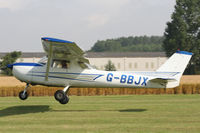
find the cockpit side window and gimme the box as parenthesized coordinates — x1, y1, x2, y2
(52, 60, 70, 69)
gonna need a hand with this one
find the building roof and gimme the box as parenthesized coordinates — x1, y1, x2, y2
(0, 52, 166, 58)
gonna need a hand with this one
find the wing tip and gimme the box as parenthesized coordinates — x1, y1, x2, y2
(41, 37, 74, 44)
(176, 50, 193, 55)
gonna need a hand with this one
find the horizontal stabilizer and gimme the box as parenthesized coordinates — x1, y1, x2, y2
(149, 78, 177, 86)
(150, 78, 177, 83)
(149, 78, 178, 88)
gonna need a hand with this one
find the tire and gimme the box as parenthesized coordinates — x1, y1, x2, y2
(59, 96, 69, 104)
(19, 91, 28, 100)
(54, 90, 65, 101)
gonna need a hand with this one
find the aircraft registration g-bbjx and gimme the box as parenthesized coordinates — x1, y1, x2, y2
(8, 37, 193, 104)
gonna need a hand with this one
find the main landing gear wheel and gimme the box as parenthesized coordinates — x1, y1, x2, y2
(19, 91, 28, 100)
(54, 90, 66, 101)
(54, 86, 70, 104)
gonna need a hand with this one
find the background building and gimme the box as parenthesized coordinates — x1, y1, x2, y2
(87, 52, 167, 71)
(0, 52, 167, 71)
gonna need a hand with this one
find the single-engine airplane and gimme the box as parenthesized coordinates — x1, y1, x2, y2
(8, 37, 193, 104)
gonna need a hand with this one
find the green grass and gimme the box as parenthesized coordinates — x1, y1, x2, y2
(0, 95, 200, 133)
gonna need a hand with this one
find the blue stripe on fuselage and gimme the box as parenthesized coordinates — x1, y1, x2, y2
(32, 71, 104, 81)
(30, 74, 95, 82)
(32, 71, 103, 76)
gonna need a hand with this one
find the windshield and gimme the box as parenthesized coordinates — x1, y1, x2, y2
(85, 63, 96, 69)
(38, 56, 47, 65)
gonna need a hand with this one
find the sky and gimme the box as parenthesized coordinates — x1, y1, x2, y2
(0, 0, 176, 52)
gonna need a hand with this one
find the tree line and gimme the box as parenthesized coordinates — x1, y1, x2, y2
(89, 36, 164, 52)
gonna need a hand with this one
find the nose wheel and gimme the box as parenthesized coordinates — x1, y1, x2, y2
(19, 83, 30, 100)
(54, 86, 70, 104)
(19, 91, 28, 100)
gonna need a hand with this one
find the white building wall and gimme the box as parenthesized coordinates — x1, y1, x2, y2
(88, 57, 167, 71)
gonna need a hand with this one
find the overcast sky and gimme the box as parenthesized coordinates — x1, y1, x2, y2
(0, 0, 176, 52)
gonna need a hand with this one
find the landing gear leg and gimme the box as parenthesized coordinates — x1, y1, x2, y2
(54, 86, 70, 104)
(19, 83, 30, 100)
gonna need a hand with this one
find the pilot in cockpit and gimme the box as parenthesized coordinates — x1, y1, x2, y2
(51, 60, 69, 69)
(61, 60, 68, 68)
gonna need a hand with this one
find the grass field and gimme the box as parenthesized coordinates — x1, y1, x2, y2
(0, 95, 200, 133)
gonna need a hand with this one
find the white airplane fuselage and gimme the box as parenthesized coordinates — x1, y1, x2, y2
(12, 62, 179, 89)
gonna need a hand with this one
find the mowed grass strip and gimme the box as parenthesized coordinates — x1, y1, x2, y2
(0, 95, 200, 133)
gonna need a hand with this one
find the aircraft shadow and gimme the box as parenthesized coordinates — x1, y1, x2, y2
(0, 106, 146, 117)
(0, 105, 50, 117)
(51, 109, 147, 112)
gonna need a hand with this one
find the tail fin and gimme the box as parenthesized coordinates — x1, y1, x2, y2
(157, 51, 192, 83)
(156, 51, 193, 73)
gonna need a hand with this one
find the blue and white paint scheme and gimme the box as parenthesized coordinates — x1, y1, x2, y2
(8, 37, 193, 104)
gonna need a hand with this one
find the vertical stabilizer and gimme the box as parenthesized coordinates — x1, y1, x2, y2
(156, 51, 193, 81)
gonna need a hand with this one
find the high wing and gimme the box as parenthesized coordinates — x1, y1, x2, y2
(41, 37, 89, 81)
(41, 37, 89, 64)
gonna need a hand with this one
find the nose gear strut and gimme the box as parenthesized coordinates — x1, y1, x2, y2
(19, 83, 30, 100)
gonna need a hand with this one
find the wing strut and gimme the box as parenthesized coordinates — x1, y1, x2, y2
(45, 43, 53, 81)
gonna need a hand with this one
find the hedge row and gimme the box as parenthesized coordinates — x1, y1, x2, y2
(0, 84, 200, 97)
